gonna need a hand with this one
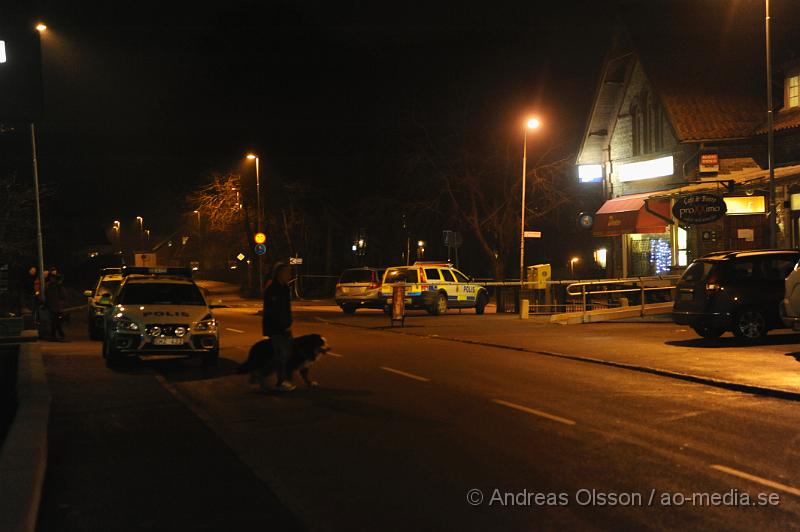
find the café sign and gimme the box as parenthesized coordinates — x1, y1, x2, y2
(672, 193, 727, 224)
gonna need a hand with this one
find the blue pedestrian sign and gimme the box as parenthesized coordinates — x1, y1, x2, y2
(254, 243, 267, 255)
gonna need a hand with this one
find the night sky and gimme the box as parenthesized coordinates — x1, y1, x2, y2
(18, 2, 610, 237)
(5, 0, 798, 264)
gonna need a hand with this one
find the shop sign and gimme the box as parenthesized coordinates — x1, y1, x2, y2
(699, 153, 719, 174)
(672, 193, 727, 224)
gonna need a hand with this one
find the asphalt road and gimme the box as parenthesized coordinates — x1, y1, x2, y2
(38, 305, 800, 531)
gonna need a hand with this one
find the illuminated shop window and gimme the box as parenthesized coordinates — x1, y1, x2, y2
(650, 238, 672, 274)
(677, 227, 688, 267)
(790, 75, 799, 108)
(723, 196, 766, 215)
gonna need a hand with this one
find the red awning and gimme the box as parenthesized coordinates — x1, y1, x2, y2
(592, 193, 671, 236)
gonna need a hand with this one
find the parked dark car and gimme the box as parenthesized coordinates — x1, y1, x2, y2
(672, 250, 800, 340)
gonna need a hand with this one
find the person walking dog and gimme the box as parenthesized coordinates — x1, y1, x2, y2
(262, 263, 295, 391)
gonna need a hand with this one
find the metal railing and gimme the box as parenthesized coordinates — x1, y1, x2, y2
(565, 275, 680, 319)
(476, 275, 680, 316)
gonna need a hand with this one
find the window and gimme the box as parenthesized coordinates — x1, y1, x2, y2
(97, 280, 121, 296)
(723, 196, 766, 215)
(453, 270, 470, 282)
(726, 261, 754, 282)
(677, 227, 689, 267)
(441, 270, 456, 282)
(339, 269, 372, 283)
(630, 103, 641, 156)
(424, 268, 441, 281)
(681, 261, 712, 282)
(117, 283, 206, 306)
(789, 75, 799, 108)
(384, 268, 418, 284)
(761, 258, 796, 281)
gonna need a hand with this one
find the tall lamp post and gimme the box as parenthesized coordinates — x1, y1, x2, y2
(246, 154, 263, 290)
(765, 0, 777, 248)
(32, 23, 48, 302)
(519, 117, 541, 284)
(194, 209, 201, 270)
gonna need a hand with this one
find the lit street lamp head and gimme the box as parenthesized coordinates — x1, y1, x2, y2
(526, 118, 541, 129)
(35, 23, 47, 32)
(246, 154, 257, 160)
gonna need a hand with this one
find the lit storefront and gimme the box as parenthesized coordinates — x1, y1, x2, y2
(592, 193, 673, 276)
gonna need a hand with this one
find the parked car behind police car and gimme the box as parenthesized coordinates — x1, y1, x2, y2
(334, 267, 385, 313)
(102, 267, 219, 368)
(84, 267, 123, 340)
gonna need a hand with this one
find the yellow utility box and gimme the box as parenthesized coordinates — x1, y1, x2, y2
(527, 264, 551, 289)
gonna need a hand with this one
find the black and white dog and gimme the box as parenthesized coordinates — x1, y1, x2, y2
(237, 334, 330, 388)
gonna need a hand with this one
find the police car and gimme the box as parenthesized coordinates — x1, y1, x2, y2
(380, 262, 489, 315)
(102, 267, 219, 367)
(84, 267, 123, 340)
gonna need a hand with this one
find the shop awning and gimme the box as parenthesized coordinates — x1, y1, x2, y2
(593, 192, 671, 236)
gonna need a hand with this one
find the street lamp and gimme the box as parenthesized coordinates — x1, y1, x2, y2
(31, 23, 50, 302)
(520, 117, 541, 284)
(245, 153, 263, 291)
(136, 216, 144, 249)
(764, 0, 777, 247)
(417, 240, 425, 260)
(569, 257, 580, 278)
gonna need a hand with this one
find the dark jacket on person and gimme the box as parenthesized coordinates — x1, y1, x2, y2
(45, 279, 67, 314)
(262, 281, 292, 336)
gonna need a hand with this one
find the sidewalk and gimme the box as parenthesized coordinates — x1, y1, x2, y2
(36, 332, 302, 532)
(320, 310, 800, 399)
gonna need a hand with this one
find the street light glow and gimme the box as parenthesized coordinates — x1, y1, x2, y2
(35, 23, 47, 32)
(527, 118, 541, 129)
(246, 154, 257, 160)
(570, 257, 580, 264)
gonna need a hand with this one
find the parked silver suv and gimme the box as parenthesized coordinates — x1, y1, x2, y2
(334, 267, 385, 313)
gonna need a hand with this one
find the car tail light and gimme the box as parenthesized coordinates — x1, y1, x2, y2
(368, 272, 380, 289)
(705, 273, 720, 293)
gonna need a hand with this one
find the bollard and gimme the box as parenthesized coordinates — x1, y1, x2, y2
(520, 299, 529, 320)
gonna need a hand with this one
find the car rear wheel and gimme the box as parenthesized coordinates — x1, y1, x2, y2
(691, 324, 724, 339)
(431, 293, 448, 315)
(732, 309, 767, 341)
(475, 292, 488, 315)
(341, 304, 357, 314)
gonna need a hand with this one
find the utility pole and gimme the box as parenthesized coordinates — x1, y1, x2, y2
(30, 124, 46, 303)
(765, 0, 777, 248)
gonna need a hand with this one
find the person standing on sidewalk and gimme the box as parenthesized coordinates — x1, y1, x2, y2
(262, 263, 295, 391)
(45, 272, 68, 341)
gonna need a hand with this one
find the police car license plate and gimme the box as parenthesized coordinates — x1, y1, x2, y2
(154, 337, 183, 346)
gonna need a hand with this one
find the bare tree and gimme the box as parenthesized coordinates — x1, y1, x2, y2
(0, 172, 38, 259)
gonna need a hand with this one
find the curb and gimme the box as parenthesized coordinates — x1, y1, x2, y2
(316, 317, 800, 402)
(0, 336, 51, 532)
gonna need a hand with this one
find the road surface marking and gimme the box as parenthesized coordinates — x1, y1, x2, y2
(379, 366, 430, 382)
(327, 352, 344, 358)
(661, 411, 705, 423)
(492, 399, 576, 426)
(710, 465, 800, 497)
(225, 328, 245, 333)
